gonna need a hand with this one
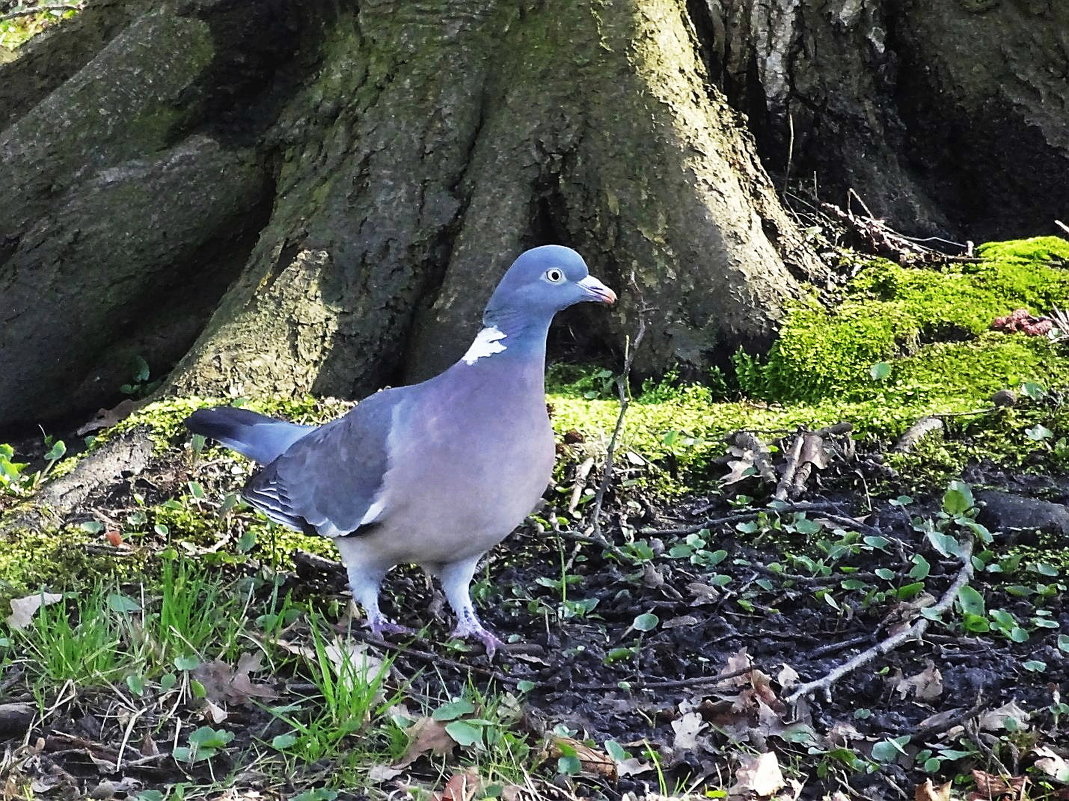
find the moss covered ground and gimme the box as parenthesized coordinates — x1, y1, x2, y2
(551, 237, 1069, 489)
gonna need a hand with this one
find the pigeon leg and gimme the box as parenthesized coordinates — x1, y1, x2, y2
(438, 555, 504, 657)
(342, 559, 412, 636)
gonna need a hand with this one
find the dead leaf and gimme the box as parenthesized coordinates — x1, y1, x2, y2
(662, 615, 699, 629)
(719, 648, 753, 686)
(368, 764, 404, 782)
(616, 756, 653, 777)
(730, 751, 785, 799)
(671, 712, 706, 752)
(978, 700, 1030, 732)
(893, 661, 943, 702)
(203, 700, 227, 724)
(393, 717, 458, 768)
(278, 638, 388, 687)
(548, 737, 616, 779)
(6, 592, 63, 630)
(968, 770, 1026, 800)
(776, 665, 799, 689)
(439, 769, 483, 801)
(1034, 747, 1069, 783)
(914, 779, 951, 801)
(194, 656, 277, 705)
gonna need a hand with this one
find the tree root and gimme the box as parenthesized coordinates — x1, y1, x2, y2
(785, 540, 974, 704)
(0, 429, 154, 536)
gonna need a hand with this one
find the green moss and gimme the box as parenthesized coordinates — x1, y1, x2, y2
(0, 528, 148, 607)
(101, 394, 351, 453)
(739, 237, 1069, 403)
(975, 236, 1069, 264)
(548, 238, 1069, 493)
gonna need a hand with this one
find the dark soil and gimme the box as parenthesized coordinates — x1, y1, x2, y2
(4, 441, 1069, 801)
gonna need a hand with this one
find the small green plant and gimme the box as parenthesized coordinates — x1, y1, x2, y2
(268, 612, 398, 764)
(0, 438, 68, 497)
(15, 588, 124, 687)
(173, 726, 234, 764)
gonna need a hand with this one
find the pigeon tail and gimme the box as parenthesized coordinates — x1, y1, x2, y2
(185, 407, 314, 465)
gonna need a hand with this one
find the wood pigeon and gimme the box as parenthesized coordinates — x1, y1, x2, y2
(186, 245, 616, 655)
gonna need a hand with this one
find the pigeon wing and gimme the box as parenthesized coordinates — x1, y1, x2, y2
(242, 389, 400, 536)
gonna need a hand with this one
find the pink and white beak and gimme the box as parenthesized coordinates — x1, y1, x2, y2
(577, 274, 617, 305)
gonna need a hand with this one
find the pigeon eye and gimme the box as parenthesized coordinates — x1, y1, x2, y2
(545, 268, 564, 283)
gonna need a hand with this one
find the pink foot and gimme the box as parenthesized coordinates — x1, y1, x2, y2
(451, 623, 505, 659)
(368, 618, 415, 637)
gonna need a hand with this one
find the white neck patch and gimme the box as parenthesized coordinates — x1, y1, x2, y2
(462, 326, 508, 365)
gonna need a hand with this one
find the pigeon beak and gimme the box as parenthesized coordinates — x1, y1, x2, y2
(577, 275, 617, 305)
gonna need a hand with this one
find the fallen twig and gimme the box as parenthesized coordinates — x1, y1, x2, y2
(785, 539, 974, 703)
(566, 457, 596, 514)
(566, 664, 756, 692)
(773, 430, 807, 501)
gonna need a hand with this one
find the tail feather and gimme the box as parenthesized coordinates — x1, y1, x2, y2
(185, 407, 314, 464)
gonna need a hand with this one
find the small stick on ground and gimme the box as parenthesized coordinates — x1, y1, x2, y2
(773, 430, 806, 501)
(786, 539, 974, 704)
(590, 277, 651, 541)
(567, 457, 596, 514)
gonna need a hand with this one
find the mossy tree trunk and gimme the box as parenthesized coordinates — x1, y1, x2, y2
(705, 0, 1069, 239)
(1, 0, 1064, 431)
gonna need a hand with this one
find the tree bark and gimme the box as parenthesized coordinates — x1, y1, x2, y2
(703, 0, 1069, 239)
(1, 0, 1065, 430)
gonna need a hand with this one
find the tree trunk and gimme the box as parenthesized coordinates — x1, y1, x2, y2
(1, 0, 1064, 430)
(704, 0, 1069, 239)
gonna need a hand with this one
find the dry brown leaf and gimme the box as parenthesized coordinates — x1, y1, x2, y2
(548, 737, 616, 779)
(393, 717, 458, 768)
(671, 712, 705, 752)
(203, 700, 228, 724)
(1034, 747, 1069, 783)
(894, 662, 943, 702)
(776, 665, 800, 689)
(368, 764, 404, 783)
(722, 456, 758, 486)
(978, 700, 1030, 732)
(662, 615, 699, 629)
(439, 769, 483, 801)
(194, 656, 277, 705)
(730, 751, 785, 799)
(914, 779, 952, 801)
(749, 669, 782, 709)
(719, 648, 753, 686)
(968, 769, 1026, 800)
(6, 592, 63, 630)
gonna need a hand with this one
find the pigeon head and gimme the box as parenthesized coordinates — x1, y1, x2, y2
(483, 245, 616, 328)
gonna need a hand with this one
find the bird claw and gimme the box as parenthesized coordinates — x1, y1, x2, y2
(451, 623, 505, 659)
(368, 619, 414, 637)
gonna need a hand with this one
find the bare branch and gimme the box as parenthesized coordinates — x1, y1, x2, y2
(785, 539, 974, 704)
